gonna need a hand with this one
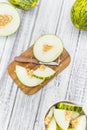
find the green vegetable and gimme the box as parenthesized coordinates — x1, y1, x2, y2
(71, 0, 87, 30)
(9, 0, 38, 10)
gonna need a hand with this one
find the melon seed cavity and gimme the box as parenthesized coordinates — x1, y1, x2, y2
(43, 44, 54, 52)
(0, 14, 13, 28)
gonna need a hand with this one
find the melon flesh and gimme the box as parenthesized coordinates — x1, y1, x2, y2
(47, 117, 57, 130)
(0, 3, 20, 36)
(54, 109, 70, 130)
(33, 35, 63, 62)
(33, 66, 55, 79)
(15, 65, 44, 87)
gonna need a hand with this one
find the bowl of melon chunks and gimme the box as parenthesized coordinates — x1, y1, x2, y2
(44, 101, 87, 130)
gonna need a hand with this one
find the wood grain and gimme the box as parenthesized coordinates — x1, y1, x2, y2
(8, 46, 70, 95)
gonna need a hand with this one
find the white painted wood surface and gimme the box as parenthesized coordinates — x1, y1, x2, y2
(0, 0, 87, 130)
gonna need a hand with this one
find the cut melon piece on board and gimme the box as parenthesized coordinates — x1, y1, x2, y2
(33, 65, 56, 79)
(33, 35, 63, 62)
(46, 117, 57, 130)
(70, 115, 86, 130)
(15, 65, 44, 87)
(54, 109, 70, 130)
(0, 2, 20, 36)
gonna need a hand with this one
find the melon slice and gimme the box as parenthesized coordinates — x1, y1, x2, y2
(33, 65, 56, 79)
(69, 115, 86, 130)
(33, 35, 63, 62)
(46, 117, 57, 130)
(0, 2, 20, 36)
(54, 109, 70, 130)
(15, 65, 44, 87)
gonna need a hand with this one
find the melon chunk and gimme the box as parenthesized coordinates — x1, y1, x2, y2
(0, 2, 20, 36)
(33, 35, 63, 62)
(46, 117, 57, 130)
(15, 65, 44, 87)
(54, 109, 70, 130)
(33, 65, 55, 79)
(70, 115, 86, 130)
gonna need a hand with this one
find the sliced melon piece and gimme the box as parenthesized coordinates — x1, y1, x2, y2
(54, 109, 70, 130)
(33, 65, 56, 79)
(57, 102, 83, 113)
(15, 65, 44, 87)
(70, 115, 86, 130)
(33, 35, 63, 62)
(45, 106, 55, 125)
(46, 117, 57, 130)
(0, 2, 20, 36)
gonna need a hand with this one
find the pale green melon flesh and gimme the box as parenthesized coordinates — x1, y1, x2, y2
(33, 35, 63, 62)
(15, 65, 44, 87)
(0, 2, 20, 36)
(54, 109, 70, 130)
(47, 117, 57, 130)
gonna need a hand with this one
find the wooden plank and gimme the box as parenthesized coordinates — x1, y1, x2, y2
(8, 45, 70, 94)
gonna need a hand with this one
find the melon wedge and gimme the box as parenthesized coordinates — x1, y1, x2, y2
(70, 115, 86, 130)
(0, 2, 20, 36)
(33, 35, 63, 62)
(33, 65, 55, 79)
(15, 65, 44, 87)
(54, 109, 70, 130)
(46, 117, 57, 130)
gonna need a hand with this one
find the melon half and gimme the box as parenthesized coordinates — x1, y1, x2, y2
(0, 2, 20, 36)
(33, 35, 63, 62)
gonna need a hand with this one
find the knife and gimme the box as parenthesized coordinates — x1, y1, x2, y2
(14, 56, 59, 66)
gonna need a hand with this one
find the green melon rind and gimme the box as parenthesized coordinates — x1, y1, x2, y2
(56, 102, 83, 113)
(0, 2, 20, 36)
(71, 0, 87, 30)
(9, 0, 38, 10)
(33, 34, 64, 63)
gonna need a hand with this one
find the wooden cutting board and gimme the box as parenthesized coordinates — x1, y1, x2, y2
(8, 45, 71, 95)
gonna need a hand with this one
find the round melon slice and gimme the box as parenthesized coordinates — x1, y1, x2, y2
(33, 35, 63, 62)
(33, 65, 56, 79)
(15, 65, 44, 87)
(0, 2, 20, 36)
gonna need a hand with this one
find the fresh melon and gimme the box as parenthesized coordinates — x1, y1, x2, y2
(9, 0, 38, 10)
(0, 2, 20, 36)
(15, 65, 44, 87)
(71, 0, 87, 30)
(33, 65, 56, 79)
(46, 117, 57, 130)
(69, 115, 86, 130)
(54, 109, 70, 130)
(33, 35, 63, 62)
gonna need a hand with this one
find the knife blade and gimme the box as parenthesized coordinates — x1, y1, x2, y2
(14, 56, 59, 66)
